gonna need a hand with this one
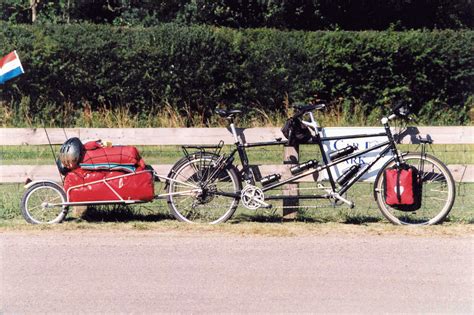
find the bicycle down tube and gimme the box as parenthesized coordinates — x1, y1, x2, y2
(260, 140, 393, 196)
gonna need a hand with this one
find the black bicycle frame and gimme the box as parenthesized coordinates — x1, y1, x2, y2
(219, 124, 400, 201)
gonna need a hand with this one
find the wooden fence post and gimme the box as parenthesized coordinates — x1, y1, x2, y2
(283, 145, 299, 220)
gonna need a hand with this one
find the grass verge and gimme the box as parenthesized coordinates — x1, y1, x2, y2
(1, 182, 472, 236)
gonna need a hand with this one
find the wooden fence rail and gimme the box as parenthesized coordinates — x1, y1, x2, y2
(1, 127, 473, 183)
(1, 126, 473, 145)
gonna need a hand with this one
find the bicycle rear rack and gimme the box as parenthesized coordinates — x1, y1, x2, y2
(181, 140, 225, 160)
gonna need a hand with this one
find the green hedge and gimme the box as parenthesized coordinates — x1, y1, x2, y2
(1, 23, 473, 126)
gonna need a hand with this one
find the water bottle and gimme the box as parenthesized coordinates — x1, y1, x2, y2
(290, 160, 318, 175)
(261, 173, 281, 186)
(337, 164, 360, 185)
(329, 145, 356, 160)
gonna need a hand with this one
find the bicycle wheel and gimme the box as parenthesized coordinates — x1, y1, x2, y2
(167, 155, 241, 224)
(21, 182, 68, 224)
(374, 153, 455, 225)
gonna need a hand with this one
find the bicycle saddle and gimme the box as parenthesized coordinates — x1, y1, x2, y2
(292, 102, 326, 117)
(215, 109, 242, 118)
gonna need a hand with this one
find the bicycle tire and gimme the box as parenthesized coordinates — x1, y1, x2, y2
(21, 182, 68, 224)
(374, 153, 455, 225)
(167, 154, 241, 224)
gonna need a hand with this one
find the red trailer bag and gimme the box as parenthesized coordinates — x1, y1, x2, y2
(383, 164, 422, 211)
(64, 168, 154, 202)
(79, 141, 143, 172)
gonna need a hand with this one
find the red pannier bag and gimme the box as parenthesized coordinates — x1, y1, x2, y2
(64, 168, 154, 202)
(383, 164, 422, 211)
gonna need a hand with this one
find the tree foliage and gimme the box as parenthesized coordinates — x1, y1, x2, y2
(1, 0, 472, 30)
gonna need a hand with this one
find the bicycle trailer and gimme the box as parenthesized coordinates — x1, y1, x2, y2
(62, 139, 154, 203)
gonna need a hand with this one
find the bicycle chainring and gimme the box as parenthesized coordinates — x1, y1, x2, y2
(241, 185, 265, 210)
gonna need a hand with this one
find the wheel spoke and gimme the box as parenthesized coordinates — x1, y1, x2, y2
(26, 204, 43, 212)
(174, 195, 194, 207)
(174, 170, 200, 187)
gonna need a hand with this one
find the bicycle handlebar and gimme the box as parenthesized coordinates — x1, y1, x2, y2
(291, 100, 414, 123)
(387, 102, 414, 122)
(391, 101, 406, 114)
(380, 102, 415, 127)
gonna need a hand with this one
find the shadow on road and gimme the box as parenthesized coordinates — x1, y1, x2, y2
(232, 210, 384, 225)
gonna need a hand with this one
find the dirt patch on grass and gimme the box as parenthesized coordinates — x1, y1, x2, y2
(1, 220, 472, 238)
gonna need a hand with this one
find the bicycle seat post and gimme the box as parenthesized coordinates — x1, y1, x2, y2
(229, 117, 240, 144)
(215, 109, 243, 144)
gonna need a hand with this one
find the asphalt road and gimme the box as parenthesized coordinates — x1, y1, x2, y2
(1, 231, 472, 314)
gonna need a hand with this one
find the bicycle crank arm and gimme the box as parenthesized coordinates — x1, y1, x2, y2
(244, 195, 272, 209)
(217, 190, 272, 208)
(331, 193, 355, 208)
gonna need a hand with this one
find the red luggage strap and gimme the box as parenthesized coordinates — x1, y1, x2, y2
(396, 170, 402, 203)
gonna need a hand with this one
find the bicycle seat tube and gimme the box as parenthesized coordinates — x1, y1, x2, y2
(227, 116, 256, 184)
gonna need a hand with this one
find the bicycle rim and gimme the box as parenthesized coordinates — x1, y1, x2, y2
(375, 153, 455, 225)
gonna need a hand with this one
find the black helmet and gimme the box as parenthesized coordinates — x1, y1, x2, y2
(59, 137, 84, 169)
(56, 158, 70, 176)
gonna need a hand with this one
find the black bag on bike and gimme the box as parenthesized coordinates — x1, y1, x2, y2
(281, 117, 312, 146)
(383, 164, 422, 211)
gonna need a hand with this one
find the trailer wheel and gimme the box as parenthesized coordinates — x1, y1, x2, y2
(21, 182, 68, 224)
